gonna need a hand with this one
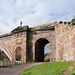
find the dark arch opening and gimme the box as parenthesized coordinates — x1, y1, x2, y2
(0, 48, 9, 61)
(35, 38, 50, 62)
(15, 47, 21, 61)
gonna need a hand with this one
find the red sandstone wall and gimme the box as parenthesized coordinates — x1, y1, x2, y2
(55, 23, 75, 62)
(0, 31, 28, 63)
(28, 30, 56, 62)
(13, 32, 28, 63)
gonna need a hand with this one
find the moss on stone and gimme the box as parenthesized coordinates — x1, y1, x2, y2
(0, 33, 12, 38)
(11, 25, 29, 33)
(30, 21, 57, 30)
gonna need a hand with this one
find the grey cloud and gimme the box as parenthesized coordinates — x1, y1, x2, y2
(0, 0, 75, 34)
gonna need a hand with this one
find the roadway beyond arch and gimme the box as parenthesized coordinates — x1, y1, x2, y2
(35, 38, 50, 62)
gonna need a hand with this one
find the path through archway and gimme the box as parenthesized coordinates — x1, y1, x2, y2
(35, 38, 50, 62)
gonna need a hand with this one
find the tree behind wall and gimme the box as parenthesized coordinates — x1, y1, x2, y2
(71, 17, 75, 22)
(0, 51, 9, 61)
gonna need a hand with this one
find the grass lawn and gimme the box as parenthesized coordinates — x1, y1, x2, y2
(70, 63, 75, 75)
(20, 62, 75, 75)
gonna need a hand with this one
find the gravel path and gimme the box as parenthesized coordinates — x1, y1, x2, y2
(0, 63, 42, 75)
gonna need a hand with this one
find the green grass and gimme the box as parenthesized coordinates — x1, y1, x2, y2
(20, 62, 73, 75)
(70, 63, 75, 75)
(70, 69, 75, 75)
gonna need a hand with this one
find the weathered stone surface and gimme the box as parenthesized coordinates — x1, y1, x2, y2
(55, 22, 75, 62)
(0, 21, 75, 64)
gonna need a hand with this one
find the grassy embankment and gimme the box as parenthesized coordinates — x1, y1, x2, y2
(20, 62, 75, 75)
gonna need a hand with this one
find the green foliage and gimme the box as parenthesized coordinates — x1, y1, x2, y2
(70, 69, 75, 75)
(71, 19, 75, 23)
(3, 58, 9, 61)
(0, 51, 9, 61)
(20, 62, 73, 75)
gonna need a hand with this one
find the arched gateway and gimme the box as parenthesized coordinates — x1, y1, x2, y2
(35, 38, 49, 62)
(0, 21, 75, 64)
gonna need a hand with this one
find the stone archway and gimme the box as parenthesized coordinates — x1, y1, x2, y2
(15, 47, 21, 61)
(35, 38, 50, 62)
(0, 43, 12, 61)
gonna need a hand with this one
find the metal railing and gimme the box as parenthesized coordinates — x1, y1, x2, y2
(0, 61, 25, 67)
(0, 61, 11, 67)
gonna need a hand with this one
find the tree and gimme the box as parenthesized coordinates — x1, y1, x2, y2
(71, 16, 75, 23)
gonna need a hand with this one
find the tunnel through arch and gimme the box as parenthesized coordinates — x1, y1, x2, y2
(15, 47, 21, 61)
(35, 38, 50, 62)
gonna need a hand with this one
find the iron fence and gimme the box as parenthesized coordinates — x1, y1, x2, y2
(0, 61, 24, 67)
(0, 61, 11, 67)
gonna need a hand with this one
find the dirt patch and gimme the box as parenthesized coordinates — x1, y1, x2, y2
(63, 66, 74, 75)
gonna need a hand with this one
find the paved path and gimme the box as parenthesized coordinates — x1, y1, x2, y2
(0, 63, 42, 75)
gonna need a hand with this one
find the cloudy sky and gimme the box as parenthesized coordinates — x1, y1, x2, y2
(0, 0, 75, 34)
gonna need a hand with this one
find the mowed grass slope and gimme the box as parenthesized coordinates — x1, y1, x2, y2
(20, 62, 74, 75)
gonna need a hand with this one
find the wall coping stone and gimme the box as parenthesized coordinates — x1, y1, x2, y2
(0, 21, 75, 38)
